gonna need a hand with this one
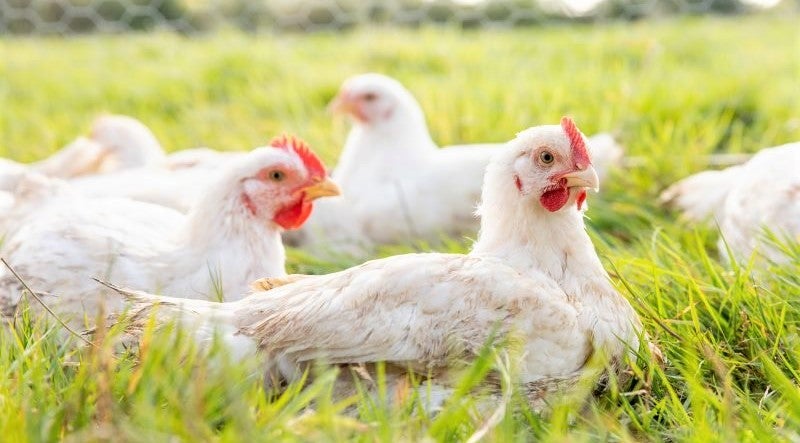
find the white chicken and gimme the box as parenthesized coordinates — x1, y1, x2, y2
(286, 73, 625, 253)
(89, 114, 166, 172)
(84, 114, 243, 173)
(0, 138, 105, 193)
(108, 118, 653, 409)
(660, 141, 800, 265)
(0, 114, 165, 193)
(61, 118, 244, 213)
(1, 115, 169, 236)
(0, 136, 340, 323)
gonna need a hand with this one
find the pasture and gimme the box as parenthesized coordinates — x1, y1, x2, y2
(1, 13, 799, 441)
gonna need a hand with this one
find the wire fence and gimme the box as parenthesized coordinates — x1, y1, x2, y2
(0, 0, 794, 35)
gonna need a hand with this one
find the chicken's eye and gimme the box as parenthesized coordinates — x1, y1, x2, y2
(539, 151, 555, 164)
(362, 92, 377, 102)
(269, 170, 285, 181)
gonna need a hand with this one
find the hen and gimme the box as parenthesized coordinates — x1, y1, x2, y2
(661, 141, 800, 264)
(88, 114, 166, 172)
(110, 118, 652, 409)
(0, 136, 339, 323)
(0, 114, 164, 193)
(64, 118, 244, 212)
(1, 115, 168, 236)
(287, 73, 625, 253)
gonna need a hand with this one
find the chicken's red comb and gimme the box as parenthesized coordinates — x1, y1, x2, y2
(560, 116, 591, 169)
(270, 134, 327, 178)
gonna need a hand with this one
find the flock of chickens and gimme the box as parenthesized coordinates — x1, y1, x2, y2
(1, 73, 798, 409)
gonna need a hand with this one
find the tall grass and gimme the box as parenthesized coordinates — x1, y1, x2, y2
(1, 14, 799, 441)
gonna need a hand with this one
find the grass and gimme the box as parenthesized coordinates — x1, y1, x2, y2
(1, 13, 800, 442)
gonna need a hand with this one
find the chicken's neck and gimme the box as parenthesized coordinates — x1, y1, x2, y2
(334, 117, 437, 190)
(180, 187, 286, 279)
(472, 198, 605, 289)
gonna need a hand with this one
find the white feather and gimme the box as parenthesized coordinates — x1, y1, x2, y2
(662, 141, 800, 264)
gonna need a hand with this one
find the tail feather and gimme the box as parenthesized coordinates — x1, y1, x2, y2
(91, 278, 183, 337)
(659, 166, 742, 222)
(91, 278, 252, 358)
(92, 278, 164, 305)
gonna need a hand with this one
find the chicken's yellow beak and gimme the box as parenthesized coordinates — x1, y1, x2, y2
(327, 91, 354, 115)
(301, 177, 341, 200)
(561, 166, 600, 192)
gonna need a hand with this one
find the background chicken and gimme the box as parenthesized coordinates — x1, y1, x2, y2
(0, 115, 169, 237)
(3, 114, 334, 224)
(661, 141, 800, 264)
(61, 118, 249, 213)
(0, 114, 165, 194)
(88, 114, 166, 172)
(0, 136, 339, 324)
(286, 73, 626, 253)
(110, 118, 651, 409)
(0, 138, 104, 193)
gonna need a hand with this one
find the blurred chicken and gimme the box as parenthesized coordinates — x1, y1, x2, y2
(1, 115, 167, 236)
(0, 115, 165, 194)
(286, 73, 625, 252)
(64, 120, 245, 212)
(0, 136, 339, 324)
(90, 114, 166, 172)
(0, 138, 104, 193)
(89, 115, 245, 171)
(4, 116, 275, 217)
(661, 141, 800, 264)
(109, 118, 652, 410)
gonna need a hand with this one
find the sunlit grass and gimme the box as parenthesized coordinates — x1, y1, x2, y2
(1, 13, 799, 441)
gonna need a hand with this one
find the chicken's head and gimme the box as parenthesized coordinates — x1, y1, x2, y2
(505, 117, 599, 213)
(328, 73, 422, 128)
(236, 135, 340, 230)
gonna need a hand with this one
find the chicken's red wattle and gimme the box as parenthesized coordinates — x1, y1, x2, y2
(274, 198, 313, 230)
(540, 187, 570, 212)
(576, 190, 587, 211)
